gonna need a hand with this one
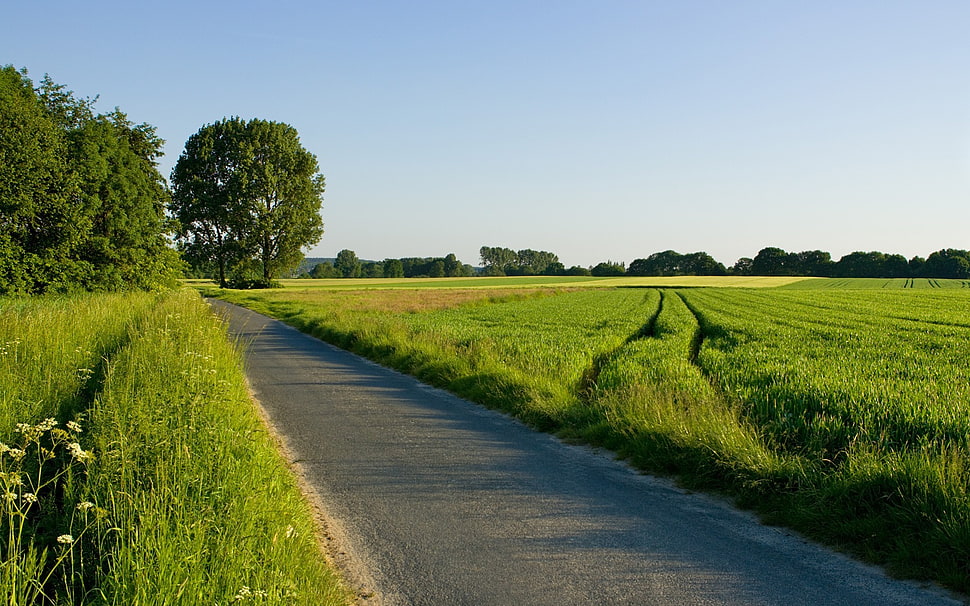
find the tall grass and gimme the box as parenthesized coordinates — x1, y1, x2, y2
(0, 290, 349, 604)
(585, 291, 779, 485)
(209, 285, 970, 594)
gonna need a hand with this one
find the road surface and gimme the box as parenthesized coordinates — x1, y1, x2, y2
(209, 299, 963, 606)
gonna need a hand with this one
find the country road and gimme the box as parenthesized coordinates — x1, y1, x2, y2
(208, 299, 963, 606)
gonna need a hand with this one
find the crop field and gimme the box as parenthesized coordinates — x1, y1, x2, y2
(212, 282, 970, 593)
(0, 291, 348, 605)
(781, 277, 970, 289)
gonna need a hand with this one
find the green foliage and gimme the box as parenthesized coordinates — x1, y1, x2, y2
(170, 117, 325, 287)
(923, 249, 970, 279)
(741, 246, 970, 279)
(628, 250, 727, 276)
(562, 265, 592, 276)
(0, 66, 82, 293)
(68, 111, 182, 290)
(0, 65, 181, 294)
(310, 261, 340, 278)
(0, 291, 349, 604)
(334, 249, 360, 278)
(590, 261, 625, 276)
(479, 246, 561, 275)
(382, 258, 404, 278)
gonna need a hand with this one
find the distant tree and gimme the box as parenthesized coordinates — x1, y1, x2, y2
(731, 257, 754, 276)
(171, 117, 324, 287)
(383, 258, 404, 278)
(563, 265, 592, 276)
(636, 250, 683, 276)
(361, 261, 384, 278)
(628, 251, 724, 276)
(883, 254, 910, 278)
(835, 251, 888, 278)
(792, 250, 834, 276)
(590, 261, 625, 276)
(681, 252, 726, 276)
(908, 255, 925, 277)
(310, 261, 339, 278)
(443, 253, 462, 277)
(627, 258, 655, 276)
(479, 246, 516, 275)
(429, 260, 446, 278)
(516, 249, 559, 275)
(922, 249, 970, 279)
(751, 247, 791, 276)
(334, 249, 361, 277)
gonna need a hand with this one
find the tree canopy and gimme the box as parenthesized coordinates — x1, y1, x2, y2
(479, 246, 560, 275)
(627, 251, 726, 277)
(170, 117, 325, 287)
(0, 65, 180, 294)
(731, 246, 969, 278)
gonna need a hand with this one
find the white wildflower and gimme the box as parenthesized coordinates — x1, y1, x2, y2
(23, 493, 37, 504)
(234, 586, 252, 599)
(7, 449, 25, 460)
(77, 501, 94, 511)
(67, 443, 91, 462)
(14, 423, 31, 434)
(56, 534, 74, 545)
(37, 418, 57, 432)
(3, 492, 16, 502)
(66, 421, 82, 433)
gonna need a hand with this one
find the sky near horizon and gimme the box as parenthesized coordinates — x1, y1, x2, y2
(4, 1, 969, 268)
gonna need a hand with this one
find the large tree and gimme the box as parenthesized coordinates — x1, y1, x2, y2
(170, 117, 324, 287)
(67, 109, 181, 290)
(0, 66, 79, 291)
(0, 66, 180, 293)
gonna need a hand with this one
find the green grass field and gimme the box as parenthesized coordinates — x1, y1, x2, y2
(780, 277, 970, 289)
(210, 281, 970, 594)
(0, 290, 350, 605)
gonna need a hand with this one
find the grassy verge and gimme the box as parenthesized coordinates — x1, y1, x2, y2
(0, 290, 350, 604)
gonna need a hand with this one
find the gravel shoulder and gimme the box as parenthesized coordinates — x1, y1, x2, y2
(210, 299, 965, 606)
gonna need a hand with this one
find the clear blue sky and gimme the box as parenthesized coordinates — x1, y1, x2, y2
(5, 1, 969, 268)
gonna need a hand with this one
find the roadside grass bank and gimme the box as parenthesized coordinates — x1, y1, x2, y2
(207, 285, 970, 596)
(0, 290, 349, 605)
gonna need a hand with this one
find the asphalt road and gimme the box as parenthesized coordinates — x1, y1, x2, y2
(209, 299, 964, 606)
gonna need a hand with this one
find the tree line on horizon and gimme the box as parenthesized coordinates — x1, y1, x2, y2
(302, 246, 970, 280)
(303, 249, 476, 278)
(732, 247, 970, 279)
